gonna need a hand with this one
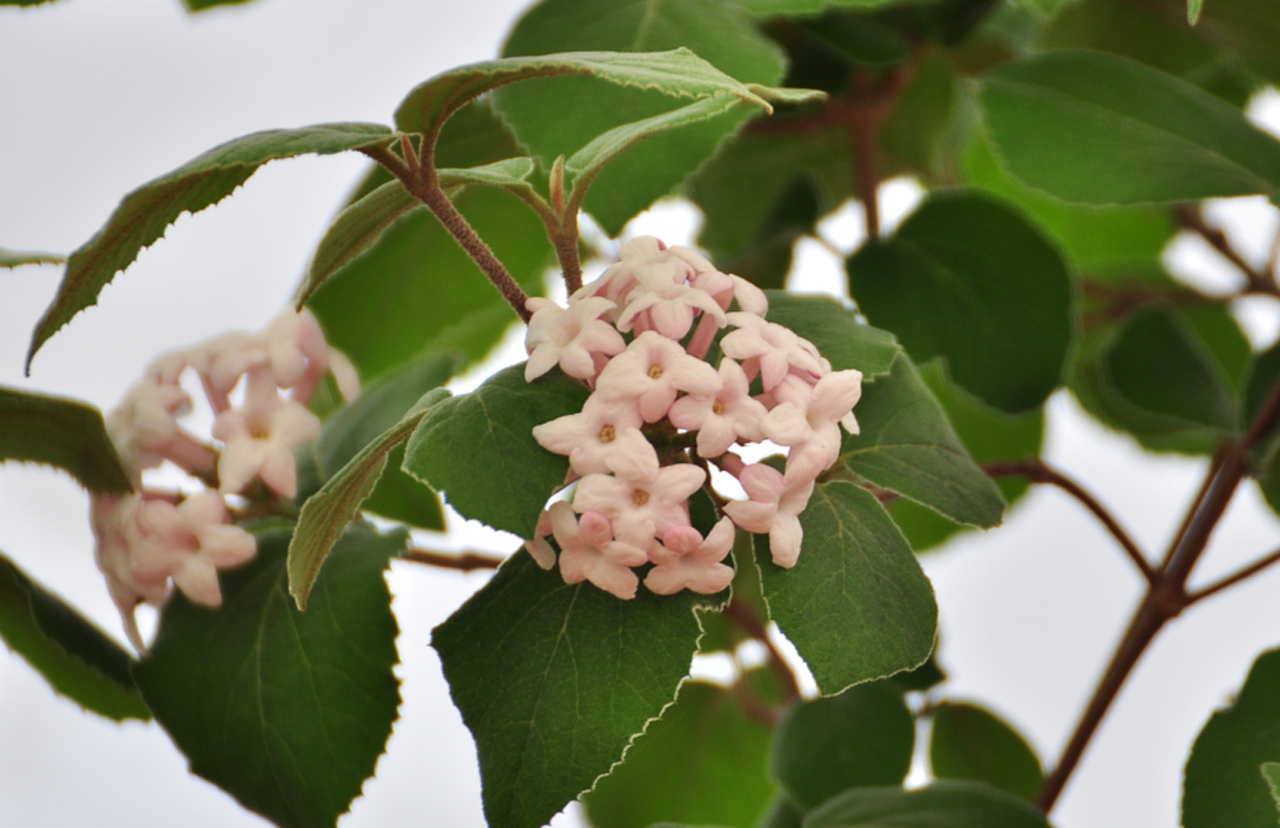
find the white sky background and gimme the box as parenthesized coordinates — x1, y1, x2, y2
(1, 1, 1280, 827)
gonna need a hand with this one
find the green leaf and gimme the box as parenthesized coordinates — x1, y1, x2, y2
(770, 680, 915, 809)
(930, 702, 1044, 803)
(1184, 647, 1280, 828)
(847, 189, 1074, 413)
(27, 123, 396, 370)
(496, 0, 785, 234)
(290, 388, 451, 610)
(298, 180, 423, 309)
(306, 103, 554, 382)
(764, 291, 901, 379)
(134, 525, 403, 828)
(757, 481, 937, 695)
(396, 46, 772, 139)
(0, 248, 64, 268)
(736, 0, 906, 14)
(0, 386, 132, 493)
(980, 50, 1280, 205)
(182, 0, 255, 10)
(581, 680, 776, 828)
(433, 551, 723, 828)
(403, 364, 590, 539)
(1103, 303, 1236, 431)
(805, 781, 1054, 828)
(842, 353, 1007, 530)
(757, 795, 806, 828)
(961, 130, 1176, 269)
(0, 553, 150, 722)
(888, 361, 1042, 552)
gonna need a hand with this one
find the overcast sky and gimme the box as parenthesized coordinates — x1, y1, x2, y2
(2, 1, 1280, 827)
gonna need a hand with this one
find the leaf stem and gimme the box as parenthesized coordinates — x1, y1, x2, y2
(984, 458, 1154, 583)
(403, 548, 505, 572)
(722, 597, 802, 703)
(1176, 204, 1280, 297)
(361, 142, 532, 323)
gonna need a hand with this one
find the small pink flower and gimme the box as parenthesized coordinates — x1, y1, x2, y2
(212, 386, 320, 497)
(668, 359, 768, 458)
(646, 517, 736, 595)
(761, 369, 863, 470)
(548, 502, 647, 599)
(573, 464, 707, 552)
(722, 462, 816, 568)
(721, 313, 826, 391)
(524, 296, 626, 382)
(106, 378, 215, 477)
(596, 331, 721, 422)
(532, 394, 659, 482)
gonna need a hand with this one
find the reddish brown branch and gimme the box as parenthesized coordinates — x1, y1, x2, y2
(403, 548, 505, 572)
(1187, 547, 1280, 605)
(722, 597, 802, 703)
(1176, 204, 1280, 297)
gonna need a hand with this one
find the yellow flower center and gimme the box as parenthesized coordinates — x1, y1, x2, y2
(712, 400, 725, 415)
(648, 365, 663, 380)
(599, 424, 616, 443)
(632, 489, 650, 506)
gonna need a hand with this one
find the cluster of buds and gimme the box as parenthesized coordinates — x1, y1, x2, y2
(523, 237, 862, 600)
(91, 309, 358, 651)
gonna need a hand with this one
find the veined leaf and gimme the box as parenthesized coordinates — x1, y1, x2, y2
(289, 388, 451, 610)
(0, 386, 131, 493)
(395, 48, 771, 140)
(981, 50, 1280, 205)
(847, 189, 1073, 413)
(402, 364, 590, 539)
(27, 123, 396, 370)
(770, 680, 915, 808)
(1185, 647, 1280, 828)
(433, 551, 724, 828)
(134, 525, 404, 828)
(1188, 0, 1205, 25)
(496, 0, 786, 234)
(805, 782, 1054, 828)
(0, 553, 150, 722)
(0, 248, 64, 268)
(930, 701, 1044, 803)
(581, 679, 776, 828)
(842, 353, 1007, 530)
(757, 481, 937, 694)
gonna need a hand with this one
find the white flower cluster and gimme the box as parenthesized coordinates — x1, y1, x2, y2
(91, 309, 357, 651)
(524, 237, 863, 600)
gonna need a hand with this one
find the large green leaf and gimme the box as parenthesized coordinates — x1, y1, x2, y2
(846, 189, 1073, 413)
(306, 103, 554, 382)
(841, 353, 1007, 530)
(764, 291, 900, 380)
(433, 551, 723, 828)
(961, 130, 1176, 269)
(0, 553, 150, 722)
(496, 0, 785, 234)
(290, 388, 451, 610)
(887, 361, 1042, 552)
(757, 481, 937, 694)
(980, 50, 1280, 205)
(134, 525, 403, 828)
(403, 364, 590, 539)
(805, 782, 1054, 828)
(396, 45, 772, 139)
(28, 123, 396, 369)
(770, 680, 915, 809)
(930, 702, 1044, 803)
(0, 387, 132, 493)
(1184, 647, 1280, 828)
(736, 0, 907, 15)
(581, 679, 776, 828)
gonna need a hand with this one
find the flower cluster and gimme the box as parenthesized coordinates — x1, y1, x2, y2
(524, 237, 862, 600)
(92, 309, 357, 651)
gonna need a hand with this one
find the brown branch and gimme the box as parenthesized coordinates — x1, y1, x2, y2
(722, 597, 802, 703)
(1187, 547, 1280, 605)
(1176, 204, 1280, 297)
(984, 458, 1154, 583)
(403, 548, 505, 572)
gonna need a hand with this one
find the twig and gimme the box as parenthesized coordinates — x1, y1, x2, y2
(722, 597, 802, 703)
(403, 548, 505, 572)
(1186, 547, 1280, 605)
(1176, 204, 1280, 297)
(984, 458, 1154, 583)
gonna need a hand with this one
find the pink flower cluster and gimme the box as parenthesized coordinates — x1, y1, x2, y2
(524, 237, 862, 600)
(92, 309, 357, 651)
